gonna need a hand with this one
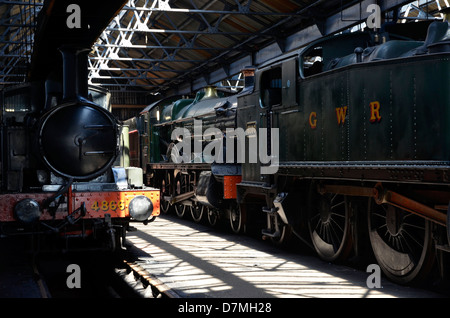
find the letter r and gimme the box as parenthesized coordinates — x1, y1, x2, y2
(369, 101, 381, 123)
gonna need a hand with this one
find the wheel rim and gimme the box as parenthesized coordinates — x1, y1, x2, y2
(190, 204, 204, 223)
(270, 216, 292, 245)
(207, 207, 218, 226)
(368, 200, 435, 284)
(174, 173, 186, 218)
(229, 205, 242, 234)
(160, 175, 170, 213)
(174, 203, 186, 217)
(308, 192, 352, 262)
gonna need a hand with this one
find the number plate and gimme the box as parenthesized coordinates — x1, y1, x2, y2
(90, 200, 126, 212)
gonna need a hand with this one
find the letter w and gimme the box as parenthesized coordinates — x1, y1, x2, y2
(335, 106, 348, 125)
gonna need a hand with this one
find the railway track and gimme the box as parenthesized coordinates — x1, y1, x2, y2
(0, 235, 179, 298)
(3, 219, 447, 299)
(36, 250, 180, 298)
(116, 260, 180, 298)
(0, 237, 50, 298)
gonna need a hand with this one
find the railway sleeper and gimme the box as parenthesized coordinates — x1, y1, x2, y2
(118, 261, 180, 298)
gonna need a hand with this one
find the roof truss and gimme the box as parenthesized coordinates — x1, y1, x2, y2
(1, 0, 449, 95)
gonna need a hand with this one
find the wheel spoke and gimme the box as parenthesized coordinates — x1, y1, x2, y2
(402, 228, 424, 251)
(311, 213, 322, 233)
(330, 217, 345, 237)
(403, 221, 426, 231)
(331, 201, 345, 210)
(308, 189, 352, 262)
(330, 212, 345, 218)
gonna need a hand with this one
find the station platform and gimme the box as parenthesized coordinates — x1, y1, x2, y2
(125, 215, 443, 298)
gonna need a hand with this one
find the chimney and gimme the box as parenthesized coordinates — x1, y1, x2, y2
(59, 46, 90, 101)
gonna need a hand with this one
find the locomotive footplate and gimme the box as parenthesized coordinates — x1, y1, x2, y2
(278, 161, 450, 185)
(0, 188, 160, 227)
(147, 163, 211, 172)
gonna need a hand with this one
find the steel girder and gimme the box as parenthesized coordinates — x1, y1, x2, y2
(87, 0, 433, 96)
(1, 0, 448, 94)
(0, 1, 42, 87)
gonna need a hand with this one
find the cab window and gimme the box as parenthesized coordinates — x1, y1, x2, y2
(302, 46, 323, 78)
(259, 67, 282, 108)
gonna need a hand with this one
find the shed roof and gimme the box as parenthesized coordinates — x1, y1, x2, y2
(1, 0, 448, 97)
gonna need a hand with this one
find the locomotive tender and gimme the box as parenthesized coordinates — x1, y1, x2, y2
(0, 0, 160, 251)
(129, 18, 450, 285)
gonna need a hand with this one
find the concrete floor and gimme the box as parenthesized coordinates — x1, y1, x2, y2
(125, 214, 446, 298)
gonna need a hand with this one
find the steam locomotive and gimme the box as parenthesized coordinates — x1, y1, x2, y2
(127, 18, 450, 285)
(0, 7, 160, 251)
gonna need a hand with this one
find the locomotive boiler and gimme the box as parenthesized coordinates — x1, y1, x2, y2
(126, 84, 244, 227)
(128, 18, 450, 285)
